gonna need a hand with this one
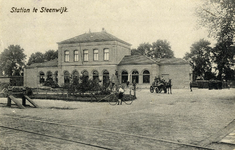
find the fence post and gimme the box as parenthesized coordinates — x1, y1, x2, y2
(7, 97, 11, 107)
(22, 95, 26, 106)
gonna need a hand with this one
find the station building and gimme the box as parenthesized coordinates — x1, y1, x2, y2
(24, 29, 191, 89)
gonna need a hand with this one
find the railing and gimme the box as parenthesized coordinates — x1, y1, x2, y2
(191, 80, 232, 89)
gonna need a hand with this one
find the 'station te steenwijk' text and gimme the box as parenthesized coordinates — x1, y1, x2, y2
(10, 7, 68, 14)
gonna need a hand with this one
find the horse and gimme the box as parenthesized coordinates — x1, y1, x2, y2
(165, 79, 172, 94)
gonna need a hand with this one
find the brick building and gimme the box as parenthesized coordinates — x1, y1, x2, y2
(24, 29, 191, 89)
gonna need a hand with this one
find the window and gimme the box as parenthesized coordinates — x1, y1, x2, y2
(132, 70, 139, 83)
(103, 70, 109, 86)
(64, 51, 69, 62)
(46, 71, 53, 81)
(122, 70, 128, 83)
(93, 70, 99, 81)
(82, 70, 89, 80)
(72, 70, 79, 85)
(104, 49, 109, 60)
(64, 71, 70, 84)
(39, 72, 45, 84)
(83, 50, 88, 61)
(74, 50, 79, 62)
(143, 70, 150, 83)
(54, 71, 58, 84)
(93, 49, 98, 61)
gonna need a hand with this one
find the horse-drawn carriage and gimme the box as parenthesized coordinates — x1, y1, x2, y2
(150, 78, 172, 94)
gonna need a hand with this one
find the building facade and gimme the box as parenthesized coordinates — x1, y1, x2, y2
(24, 29, 191, 89)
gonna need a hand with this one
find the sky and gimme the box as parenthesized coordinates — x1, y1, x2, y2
(0, 0, 215, 60)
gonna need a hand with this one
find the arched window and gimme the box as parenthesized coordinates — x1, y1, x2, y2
(64, 71, 70, 84)
(81, 70, 89, 80)
(143, 70, 150, 83)
(74, 50, 79, 62)
(103, 70, 109, 86)
(93, 49, 98, 61)
(54, 71, 58, 84)
(64, 50, 69, 62)
(72, 70, 79, 85)
(46, 71, 53, 81)
(132, 70, 139, 83)
(39, 72, 45, 84)
(93, 70, 99, 81)
(122, 70, 128, 83)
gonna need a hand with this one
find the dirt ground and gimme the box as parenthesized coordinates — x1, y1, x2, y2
(0, 88, 235, 149)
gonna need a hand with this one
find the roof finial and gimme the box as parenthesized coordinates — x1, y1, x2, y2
(102, 28, 106, 32)
(89, 29, 91, 33)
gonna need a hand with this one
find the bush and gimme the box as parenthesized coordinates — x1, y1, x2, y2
(25, 87, 33, 96)
(43, 79, 59, 88)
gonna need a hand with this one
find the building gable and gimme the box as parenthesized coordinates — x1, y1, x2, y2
(58, 29, 131, 46)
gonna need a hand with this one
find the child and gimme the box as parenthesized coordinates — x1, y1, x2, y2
(117, 85, 124, 105)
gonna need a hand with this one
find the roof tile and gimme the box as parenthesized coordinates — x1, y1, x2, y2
(27, 59, 58, 68)
(119, 55, 188, 65)
(118, 55, 156, 65)
(58, 31, 131, 46)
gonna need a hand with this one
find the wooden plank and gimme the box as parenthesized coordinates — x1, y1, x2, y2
(24, 95, 39, 108)
(8, 95, 25, 109)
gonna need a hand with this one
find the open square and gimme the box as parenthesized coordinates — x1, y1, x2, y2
(0, 88, 235, 149)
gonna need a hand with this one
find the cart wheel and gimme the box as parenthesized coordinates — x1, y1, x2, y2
(109, 94, 118, 105)
(155, 87, 159, 93)
(123, 95, 133, 105)
(150, 86, 154, 93)
(164, 88, 167, 93)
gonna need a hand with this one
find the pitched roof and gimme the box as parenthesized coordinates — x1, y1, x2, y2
(27, 59, 58, 68)
(118, 55, 156, 65)
(118, 55, 189, 66)
(58, 30, 131, 46)
(158, 58, 188, 65)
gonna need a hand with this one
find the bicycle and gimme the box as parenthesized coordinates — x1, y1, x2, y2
(101, 92, 134, 105)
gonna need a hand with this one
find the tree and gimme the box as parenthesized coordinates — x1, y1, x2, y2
(27, 52, 44, 66)
(152, 40, 174, 58)
(137, 43, 152, 55)
(196, 0, 235, 80)
(131, 43, 152, 55)
(131, 48, 139, 55)
(212, 42, 235, 80)
(0, 45, 26, 76)
(27, 50, 58, 66)
(184, 39, 215, 80)
(44, 50, 58, 61)
(131, 40, 174, 58)
(196, 0, 235, 40)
